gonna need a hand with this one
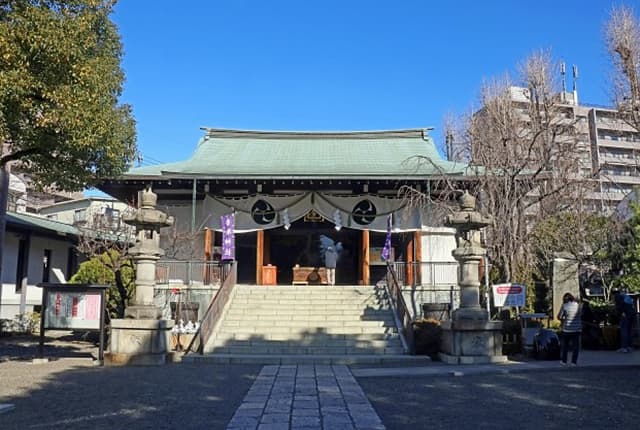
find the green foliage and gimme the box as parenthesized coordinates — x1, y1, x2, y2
(548, 320, 561, 332)
(0, 0, 136, 190)
(70, 250, 134, 318)
(585, 298, 617, 325)
(616, 202, 640, 294)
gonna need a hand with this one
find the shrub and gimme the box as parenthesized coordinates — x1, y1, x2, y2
(70, 250, 134, 319)
(412, 318, 442, 359)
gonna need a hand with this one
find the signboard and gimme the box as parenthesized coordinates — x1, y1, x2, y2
(221, 213, 235, 261)
(492, 283, 526, 307)
(38, 283, 108, 363)
(44, 290, 103, 329)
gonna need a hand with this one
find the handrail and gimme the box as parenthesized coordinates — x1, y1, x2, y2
(384, 261, 415, 354)
(184, 261, 236, 355)
(392, 261, 459, 288)
(156, 260, 227, 286)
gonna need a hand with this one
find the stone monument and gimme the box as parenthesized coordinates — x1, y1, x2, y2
(439, 191, 506, 364)
(106, 186, 176, 365)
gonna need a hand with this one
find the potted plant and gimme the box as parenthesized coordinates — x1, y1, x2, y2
(412, 318, 442, 359)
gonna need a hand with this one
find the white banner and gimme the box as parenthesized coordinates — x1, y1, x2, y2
(201, 192, 424, 232)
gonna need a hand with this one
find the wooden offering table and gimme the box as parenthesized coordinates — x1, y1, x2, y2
(292, 266, 328, 285)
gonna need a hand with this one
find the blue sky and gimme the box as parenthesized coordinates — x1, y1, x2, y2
(110, 0, 624, 168)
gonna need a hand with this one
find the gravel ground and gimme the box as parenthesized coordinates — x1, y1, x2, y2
(357, 367, 640, 430)
(0, 359, 261, 430)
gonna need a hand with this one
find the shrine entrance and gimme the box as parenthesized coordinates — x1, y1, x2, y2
(265, 218, 360, 285)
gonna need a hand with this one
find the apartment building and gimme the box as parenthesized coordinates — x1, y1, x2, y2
(37, 197, 132, 231)
(469, 86, 640, 214)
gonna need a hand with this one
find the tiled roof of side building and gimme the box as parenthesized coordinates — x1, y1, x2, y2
(7, 211, 79, 237)
(125, 128, 468, 178)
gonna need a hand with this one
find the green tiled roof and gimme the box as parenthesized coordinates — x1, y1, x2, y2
(126, 128, 467, 179)
(7, 212, 79, 237)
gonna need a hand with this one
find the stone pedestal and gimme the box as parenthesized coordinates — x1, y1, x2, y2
(106, 319, 174, 366)
(440, 191, 506, 364)
(439, 320, 506, 364)
(110, 186, 175, 365)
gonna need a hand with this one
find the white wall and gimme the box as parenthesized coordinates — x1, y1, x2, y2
(0, 231, 76, 319)
(421, 226, 457, 262)
(39, 198, 131, 228)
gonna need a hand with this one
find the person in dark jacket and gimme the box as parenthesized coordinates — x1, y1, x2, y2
(557, 292, 582, 365)
(324, 245, 338, 286)
(615, 290, 636, 353)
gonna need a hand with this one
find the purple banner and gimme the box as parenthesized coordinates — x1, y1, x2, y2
(221, 213, 235, 261)
(382, 214, 392, 261)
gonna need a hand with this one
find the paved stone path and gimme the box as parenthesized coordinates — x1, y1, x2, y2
(227, 364, 385, 430)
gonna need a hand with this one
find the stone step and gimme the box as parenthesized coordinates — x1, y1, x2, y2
(229, 301, 383, 308)
(200, 284, 402, 359)
(209, 345, 406, 355)
(224, 315, 395, 327)
(210, 332, 401, 342)
(212, 326, 397, 337)
(217, 319, 396, 329)
(209, 338, 403, 349)
(183, 353, 429, 366)
(224, 310, 391, 318)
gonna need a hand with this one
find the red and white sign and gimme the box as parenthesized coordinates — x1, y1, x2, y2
(492, 283, 526, 307)
(45, 291, 103, 329)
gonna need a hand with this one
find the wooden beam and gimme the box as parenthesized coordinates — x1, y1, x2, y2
(406, 236, 414, 286)
(204, 228, 212, 261)
(256, 230, 264, 285)
(414, 230, 422, 285)
(203, 228, 212, 284)
(361, 230, 370, 285)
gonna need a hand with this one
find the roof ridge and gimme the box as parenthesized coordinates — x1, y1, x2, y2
(201, 128, 434, 140)
(8, 210, 76, 228)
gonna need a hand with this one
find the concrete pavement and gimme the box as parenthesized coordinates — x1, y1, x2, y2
(1, 332, 639, 429)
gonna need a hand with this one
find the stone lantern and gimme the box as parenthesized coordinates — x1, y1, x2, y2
(439, 191, 505, 364)
(106, 186, 176, 366)
(123, 186, 174, 319)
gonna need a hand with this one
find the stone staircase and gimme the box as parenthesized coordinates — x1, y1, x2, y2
(184, 285, 429, 365)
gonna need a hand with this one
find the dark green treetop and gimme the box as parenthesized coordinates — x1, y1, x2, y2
(0, 0, 136, 190)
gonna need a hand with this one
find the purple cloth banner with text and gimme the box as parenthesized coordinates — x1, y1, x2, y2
(221, 213, 235, 261)
(382, 214, 392, 261)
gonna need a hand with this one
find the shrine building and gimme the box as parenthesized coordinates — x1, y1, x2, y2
(99, 128, 468, 286)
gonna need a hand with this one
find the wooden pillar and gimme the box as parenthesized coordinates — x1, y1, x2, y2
(414, 230, 422, 285)
(204, 228, 212, 261)
(263, 231, 271, 266)
(361, 230, 370, 285)
(203, 228, 212, 284)
(256, 229, 264, 285)
(406, 236, 414, 286)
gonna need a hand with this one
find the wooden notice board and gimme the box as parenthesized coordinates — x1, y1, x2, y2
(37, 283, 109, 363)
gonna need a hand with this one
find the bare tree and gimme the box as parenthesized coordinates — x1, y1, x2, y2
(73, 206, 136, 318)
(607, 5, 640, 131)
(404, 51, 598, 286)
(467, 52, 600, 283)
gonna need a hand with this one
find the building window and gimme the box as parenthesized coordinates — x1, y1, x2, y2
(15, 237, 29, 293)
(42, 249, 52, 283)
(104, 207, 120, 230)
(67, 247, 78, 280)
(73, 209, 87, 224)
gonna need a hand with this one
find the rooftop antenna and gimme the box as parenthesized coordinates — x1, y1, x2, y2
(572, 64, 579, 105)
(445, 130, 454, 161)
(560, 62, 566, 103)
